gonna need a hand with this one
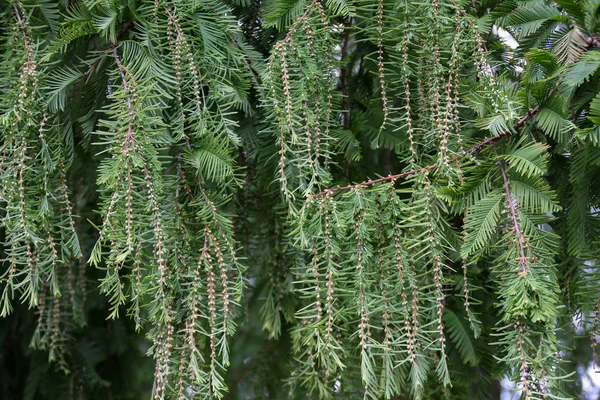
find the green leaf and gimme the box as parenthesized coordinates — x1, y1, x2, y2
(587, 91, 600, 124)
(553, 26, 588, 65)
(461, 189, 504, 258)
(502, 141, 550, 178)
(562, 51, 600, 86)
(326, 0, 355, 16)
(510, 177, 561, 213)
(444, 309, 478, 366)
(188, 148, 234, 183)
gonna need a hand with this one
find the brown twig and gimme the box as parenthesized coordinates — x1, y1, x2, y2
(13, 4, 23, 25)
(340, 20, 351, 130)
(279, 0, 320, 47)
(67, 56, 105, 100)
(312, 103, 543, 198)
(112, 47, 136, 150)
(67, 21, 134, 100)
(497, 158, 529, 276)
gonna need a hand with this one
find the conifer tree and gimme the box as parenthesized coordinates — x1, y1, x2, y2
(1, 0, 600, 399)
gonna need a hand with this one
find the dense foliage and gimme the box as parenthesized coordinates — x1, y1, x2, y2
(1, 0, 600, 399)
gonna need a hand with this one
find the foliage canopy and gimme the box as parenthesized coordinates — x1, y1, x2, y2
(1, 0, 600, 399)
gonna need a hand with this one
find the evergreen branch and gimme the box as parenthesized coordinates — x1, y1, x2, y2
(1, 1, 594, 397)
(67, 22, 134, 100)
(497, 157, 530, 276)
(279, 0, 320, 47)
(375, 0, 388, 136)
(13, 4, 23, 25)
(312, 103, 543, 197)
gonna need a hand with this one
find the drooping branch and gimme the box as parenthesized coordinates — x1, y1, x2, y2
(376, 0, 388, 133)
(279, 0, 320, 47)
(497, 158, 530, 276)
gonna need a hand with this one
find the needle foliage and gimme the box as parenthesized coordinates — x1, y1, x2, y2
(1, 0, 600, 399)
